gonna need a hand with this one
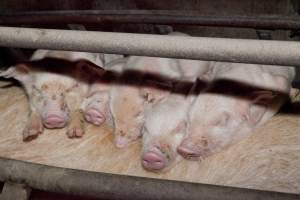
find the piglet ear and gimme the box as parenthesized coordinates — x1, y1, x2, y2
(0, 63, 31, 83)
(242, 90, 277, 126)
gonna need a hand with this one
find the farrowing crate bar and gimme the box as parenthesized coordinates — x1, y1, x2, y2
(1, 10, 300, 30)
(0, 26, 299, 67)
(0, 26, 299, 199)
(0, 157, 299, 200)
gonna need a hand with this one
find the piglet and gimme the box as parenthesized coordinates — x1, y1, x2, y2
(0, 50, 106, 141)
(109, 56, 182, 148)
(82, 57, 126, 127)
(177, 62, 295, 160)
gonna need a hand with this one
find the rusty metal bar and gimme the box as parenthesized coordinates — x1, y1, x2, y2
(0, 10, 300, 30)
(0, 26, 299, 67)
(0, 157, 299, 200)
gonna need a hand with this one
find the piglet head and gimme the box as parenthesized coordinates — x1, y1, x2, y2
(142, 121, 186, 171)
(31, 83, 71, 129)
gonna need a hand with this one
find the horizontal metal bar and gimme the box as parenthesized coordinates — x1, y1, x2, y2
(1, 10, 300, 30)
(0, 26, 299, 67)
(0, 157, 298, 200)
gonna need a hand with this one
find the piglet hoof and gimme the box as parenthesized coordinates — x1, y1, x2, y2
(142, 151, 166, 171)
(22, 121, 44, 142)
(84, 107, 105, 126)
(67, 125, 85, 138)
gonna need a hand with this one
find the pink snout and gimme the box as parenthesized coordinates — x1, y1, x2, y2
(43, 113, 67, 128)
(142, 151, 166, 171)
(177, 139, 204, 159)
(84, 107, 106, 126)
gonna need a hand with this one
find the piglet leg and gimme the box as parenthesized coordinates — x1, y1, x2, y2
(66, 109, 85, 138)
(65, 86, 86, 138)
(23, 110, 44, 141)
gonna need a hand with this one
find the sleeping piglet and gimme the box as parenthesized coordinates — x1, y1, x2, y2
(177, 62, 295, 160)
(141, 57, 211, 171)
(0, 49, 106, 141)
(141, 82, 198, 171)
(109, 56, 182, 148)
(82, 57, 126, 127)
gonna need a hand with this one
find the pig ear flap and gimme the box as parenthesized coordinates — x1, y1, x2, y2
(0, 63, 31, 83)
(240, 90, 277, 126)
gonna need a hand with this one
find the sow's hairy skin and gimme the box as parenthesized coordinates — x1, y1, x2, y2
(178, 62, 295, 160)
(0, 50, 107, 141)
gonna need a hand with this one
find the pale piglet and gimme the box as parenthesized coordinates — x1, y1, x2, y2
(82, 57, 126, 127)
(0, 50, 106, 141)
(141, 57, 211, 171)
(109, 56, 182, 148)
(178, 62, 295, 160)
(142, 83, 197, 171)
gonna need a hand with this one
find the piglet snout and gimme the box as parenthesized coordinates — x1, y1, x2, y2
(43, 113, 67, 128)
(142, 151, 166, 171)
(84, 107, 105, 126)
(177, 139, 202, 159)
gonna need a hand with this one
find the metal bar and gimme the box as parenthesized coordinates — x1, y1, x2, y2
(0, 157, 298, 200)
(0, 26, 299, 67)
(1, 10, 300, 30)
(0, 182, 31, 200)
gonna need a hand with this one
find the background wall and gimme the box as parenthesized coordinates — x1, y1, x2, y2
(0, 0, 299, 82)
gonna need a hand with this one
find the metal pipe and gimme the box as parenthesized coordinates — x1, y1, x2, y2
(0, 157, 299, 200)
(1, 10, 300, 30)
(0, 26, 299, 67)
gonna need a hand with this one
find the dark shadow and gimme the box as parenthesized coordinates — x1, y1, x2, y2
(2, 57, 299, 114)
(30, 189, 102, 200)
